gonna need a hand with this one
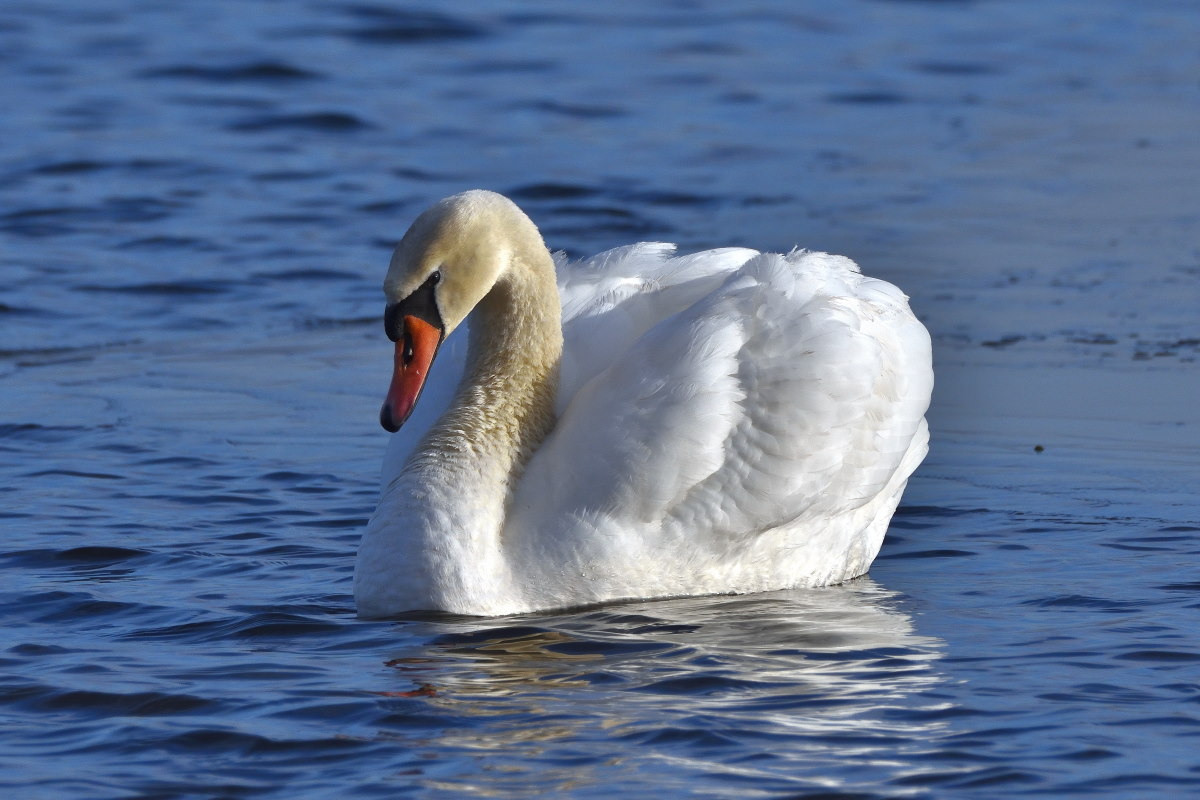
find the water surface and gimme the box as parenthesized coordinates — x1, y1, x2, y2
(2, 1, 1199, 797)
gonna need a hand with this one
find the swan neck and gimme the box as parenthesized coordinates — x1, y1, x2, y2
(426, 248, 562, 484)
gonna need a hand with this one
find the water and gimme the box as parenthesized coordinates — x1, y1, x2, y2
(2, 0, 1199, 796)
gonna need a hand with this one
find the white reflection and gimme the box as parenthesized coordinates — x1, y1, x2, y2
(376, 578, 951, 796)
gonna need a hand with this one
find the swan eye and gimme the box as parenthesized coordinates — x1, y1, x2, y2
(430, 270, 442, 285)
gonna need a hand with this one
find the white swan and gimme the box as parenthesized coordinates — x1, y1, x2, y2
(355, 190, 932, 617)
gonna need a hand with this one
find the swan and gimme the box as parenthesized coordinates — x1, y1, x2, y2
(355, 190, 932, 617)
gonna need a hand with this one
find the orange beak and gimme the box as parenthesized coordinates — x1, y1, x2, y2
(381, 314, 443, 432)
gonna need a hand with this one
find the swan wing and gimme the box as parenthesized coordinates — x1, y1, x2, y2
(514, 248, 932, 551)
(554, 243, 760, 409)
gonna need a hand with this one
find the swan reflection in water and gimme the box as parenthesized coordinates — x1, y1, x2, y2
(371, 579, 949, 794)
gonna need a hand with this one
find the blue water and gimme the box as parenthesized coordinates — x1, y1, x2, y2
(3, 1, 1199, 797)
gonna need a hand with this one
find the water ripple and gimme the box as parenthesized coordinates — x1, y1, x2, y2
(336, 6, 489, 44)
(140, 61, 323, 84)
(228, 111, 373, 133)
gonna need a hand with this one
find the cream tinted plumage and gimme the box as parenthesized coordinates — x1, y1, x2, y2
(355, 190, 933, 617)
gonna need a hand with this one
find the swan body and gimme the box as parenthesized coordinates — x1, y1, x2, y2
(355, 191, 932, 617)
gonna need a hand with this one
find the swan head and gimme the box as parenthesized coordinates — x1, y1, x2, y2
(379, 190, 544, 432)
